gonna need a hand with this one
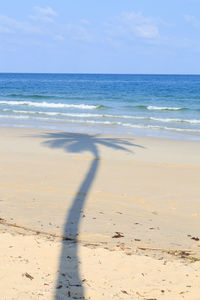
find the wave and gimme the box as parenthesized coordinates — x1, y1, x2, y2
(2, 109, 100, 117)
(0, 114, 200, 133)
(0, 100, 193, 113)
(8, 94, 53, 99)
(122, 123, 200, 133)
(0, 115, 30, 119)
(1, 109, 146, 119)
(2, 109, 110, 118)
(2, 109, 200, 124)
(147, 106, 186, 111)
(149, 117, 200, 124)
(0, 100, 103, 110)
(0, 114, 69, 122)
(133, 105, 147, 110)
(126, 105, 188, 111)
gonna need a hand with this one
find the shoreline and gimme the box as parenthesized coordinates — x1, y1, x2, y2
(1, 121, 200, 142)
(2, 124, 200, 142)
(0, 126, 200, 299)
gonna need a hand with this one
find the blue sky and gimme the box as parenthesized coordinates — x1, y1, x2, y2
(0, 0, 200, 74)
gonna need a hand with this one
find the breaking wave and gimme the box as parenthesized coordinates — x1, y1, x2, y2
(0, 100, 104, 109)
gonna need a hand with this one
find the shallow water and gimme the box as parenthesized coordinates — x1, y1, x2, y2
(1, 73, 200, 140)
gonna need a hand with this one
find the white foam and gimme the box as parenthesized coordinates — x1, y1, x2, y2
(0, 100, 98, 109)
(60, 119, 200, 132)
(149, 117, 200, 124)
(121, 123, 200, 133)
(0, 115, 30, 119)
(147, 106, 183, 111)
(5, 109, 142, 119)
(10, 110, 102, 118)
(0, 114, 200, 134)
(2, 108, 200, 125)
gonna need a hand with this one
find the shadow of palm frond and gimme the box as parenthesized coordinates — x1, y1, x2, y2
(40, 132, 143, 299)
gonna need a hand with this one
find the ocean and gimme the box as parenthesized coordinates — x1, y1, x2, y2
(0, 73, 200, 140)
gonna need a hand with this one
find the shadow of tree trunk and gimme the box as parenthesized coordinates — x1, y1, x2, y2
(55, 146, 99, 299)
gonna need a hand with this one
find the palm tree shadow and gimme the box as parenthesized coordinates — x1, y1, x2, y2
(40, 132, 144, 299)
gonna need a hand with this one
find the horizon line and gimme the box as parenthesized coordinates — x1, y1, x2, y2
(0, 72, 200, 76)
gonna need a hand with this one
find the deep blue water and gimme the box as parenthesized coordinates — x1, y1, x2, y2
(0, 73, 200, 140)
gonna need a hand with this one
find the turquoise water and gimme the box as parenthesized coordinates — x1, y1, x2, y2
(1, 73, 200, 140)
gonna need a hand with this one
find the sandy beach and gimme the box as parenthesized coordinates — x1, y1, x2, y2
(0, 127, 200, 299)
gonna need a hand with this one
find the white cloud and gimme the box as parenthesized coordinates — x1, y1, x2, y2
(184, 14, 200, 27)
(0, 9, 66, 50)
(103, 11, 161, 46)
(120, 12, 159, 39)
(54, 34, 65, 41)
(80, 19, 90, 25)
(0, 15, 41, 33)
(72, 26, 92, 42)
(62, 22, 93, 42)
(0, 24, 13, 33)
(134, 24, 159, 39)
(34, 6, 57, 17)
(30, 6, 58, 23)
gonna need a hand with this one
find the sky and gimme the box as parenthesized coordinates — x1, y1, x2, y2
(0, 0, 200, 74)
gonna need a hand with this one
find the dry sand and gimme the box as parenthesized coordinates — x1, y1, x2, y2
(0, 127, 200, 299)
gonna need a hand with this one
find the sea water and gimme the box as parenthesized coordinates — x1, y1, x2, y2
(0, 73, 200, 140)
